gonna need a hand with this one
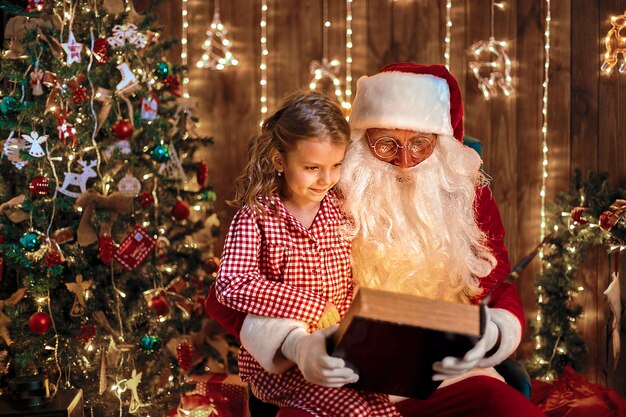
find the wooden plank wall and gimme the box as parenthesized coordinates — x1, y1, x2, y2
(156, 0, 626, 393)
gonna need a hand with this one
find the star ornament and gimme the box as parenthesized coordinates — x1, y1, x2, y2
(62, 31, 83, 65)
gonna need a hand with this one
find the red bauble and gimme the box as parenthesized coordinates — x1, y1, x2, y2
(29, 312, 52, 335)
(138, 191, 155, 208)
(28, 176, 50, 196)
(202, 257, 220, 275)
(26, 0, 45, 13)
(98, 235, 115, 265)
(112, 119, 133, 140)
(93, 38, 109, 64)
(176, 342, 194, 372)
(196, 161, 209, 188)
(171, 200, 190, 220)
(148, 295, 170, 317)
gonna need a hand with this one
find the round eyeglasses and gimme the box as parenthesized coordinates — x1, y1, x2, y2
(367, 132, 436, 160)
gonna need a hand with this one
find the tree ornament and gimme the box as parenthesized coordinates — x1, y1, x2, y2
(139, 335, 161, 353)
(28, 176, 50, 196)
(65, 274, 92, 316)
(196, 161, 209, 188)
(601, 12, 626, 75)
(113, 226, 156, 271)
(92, 38, 109, 64)
(195, 0, 239, 70)
(147, 295, 170, 317)
(55, 113, 78, 147)
(44, 250, 63, 267)
(138, 191, 155, 208)
(158, 142, 186, 181)
(112, 119, 133, 140)
(30, 69, 44, 95)
(200, 189, 218, 202)
(171, 199, 190, 221)
(163, 75, 181, 97)
(150, 144, 170, 163)
(117, 173, 141, 197)
(58, 160, 98, 198)
(98, 235, 115, 265)
(72, 86, 88, 104)
(61, 30, 83, 65)
(21, 131, 47, 158)
(176, 342, 194, 371)
(20, 231, 42, 252)
(0, 97, 20, 114)
(140, 96, 158, 120)
(26, 0, 45, 13)
(154, 61, 171, 79)
(28, 311, 52, 334)
(3, 132, 29, 169)
(77, 324, 97, 343)
(115, 62, 139, 94)
(570, 207, 588, 225)
(107, 24, 146, 49)
(202, 256, 220, 275)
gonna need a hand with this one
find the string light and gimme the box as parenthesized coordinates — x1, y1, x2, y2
(180, 0, 190, 99)
(344, 0, 353, 111)
(539, 0, 551, 261)
(444, 0, 452, 69)
(259, 0, 268, 127)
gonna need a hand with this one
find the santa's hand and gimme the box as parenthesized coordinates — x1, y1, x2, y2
(281, 325, 359, 387)
(432, 307, 522, 381)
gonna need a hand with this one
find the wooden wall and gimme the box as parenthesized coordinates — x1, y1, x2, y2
(157, 0, 626, 393)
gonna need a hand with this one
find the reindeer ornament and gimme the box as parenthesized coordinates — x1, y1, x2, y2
(602, 11, 626, 75)
(58, 160, 98, 198)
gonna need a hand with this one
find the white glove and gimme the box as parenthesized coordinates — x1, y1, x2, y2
(432, 307, 522, 381)
(281, 325, 359, 387)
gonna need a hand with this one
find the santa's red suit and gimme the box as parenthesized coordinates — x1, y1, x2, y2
(206, 63, 545, 417)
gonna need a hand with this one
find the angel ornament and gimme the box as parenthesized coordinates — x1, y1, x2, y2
(22, 131, 48, 158)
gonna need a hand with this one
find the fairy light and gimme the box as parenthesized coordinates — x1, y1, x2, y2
(344, 0, 353, 111)
(444, 0, 452, 69)
(259, 0, 268, 127)
(181, 0, 190, 99)
(539, 0, 551, 262)
(601, 12, 626, 75)
(196, 0, 239, 70)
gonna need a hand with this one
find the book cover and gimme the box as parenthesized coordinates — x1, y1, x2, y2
(328, 287, 485, 399)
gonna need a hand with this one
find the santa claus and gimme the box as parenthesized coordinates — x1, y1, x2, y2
(206, 63, 545, 417)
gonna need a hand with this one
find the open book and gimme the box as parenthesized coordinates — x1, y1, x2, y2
(327, 287, 485, 399)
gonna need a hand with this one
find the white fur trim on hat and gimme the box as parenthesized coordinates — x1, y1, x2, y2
(350, 72, 453, 136)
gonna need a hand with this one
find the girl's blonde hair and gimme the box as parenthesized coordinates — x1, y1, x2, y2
(230, 91, 351, 212)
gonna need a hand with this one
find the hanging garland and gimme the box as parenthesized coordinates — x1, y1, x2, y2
(528, 170, 626, 381)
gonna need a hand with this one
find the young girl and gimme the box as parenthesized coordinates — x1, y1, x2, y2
(215, 92, 400, 417)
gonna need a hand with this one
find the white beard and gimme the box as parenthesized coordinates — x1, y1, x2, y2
(338, 134, 496, 303)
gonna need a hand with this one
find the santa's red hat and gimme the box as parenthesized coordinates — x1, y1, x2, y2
(349, 63, 464, 142)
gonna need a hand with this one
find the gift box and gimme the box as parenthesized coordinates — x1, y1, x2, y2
(168, 373, 248, 417)
(0, 388, 83, 417)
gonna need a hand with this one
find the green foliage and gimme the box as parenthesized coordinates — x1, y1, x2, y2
(0, 1, 230, 415)
(527, 170, 626, 381)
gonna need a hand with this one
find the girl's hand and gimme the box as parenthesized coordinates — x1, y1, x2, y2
(315, 302, 340, 330)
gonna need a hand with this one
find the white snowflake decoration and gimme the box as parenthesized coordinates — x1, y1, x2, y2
(107, 24, 147, 49)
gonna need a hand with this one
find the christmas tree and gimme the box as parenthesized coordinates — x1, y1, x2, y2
(0, 1, 231, 415)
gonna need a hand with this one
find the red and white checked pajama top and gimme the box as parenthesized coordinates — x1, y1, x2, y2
(215, 192, 400, 417)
